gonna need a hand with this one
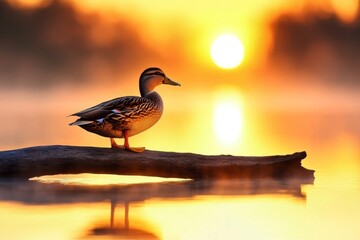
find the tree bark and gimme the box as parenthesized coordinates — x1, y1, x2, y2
(0, 145, 314, 180)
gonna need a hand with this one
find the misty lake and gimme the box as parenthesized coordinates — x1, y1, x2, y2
(1, 112, 360, 240)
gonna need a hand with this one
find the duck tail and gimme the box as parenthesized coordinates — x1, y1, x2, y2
(69, 119, 94, 126)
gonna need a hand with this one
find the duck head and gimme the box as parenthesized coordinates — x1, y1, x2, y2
(139, 67, 181, 96)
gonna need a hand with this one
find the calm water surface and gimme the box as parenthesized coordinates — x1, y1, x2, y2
(0, 112, 359, 240)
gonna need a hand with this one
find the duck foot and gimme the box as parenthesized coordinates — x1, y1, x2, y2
(127, 147, 145, 153)
(110, 138, 145, 153)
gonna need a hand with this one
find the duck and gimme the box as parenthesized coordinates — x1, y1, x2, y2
(69, 67, 180, 152)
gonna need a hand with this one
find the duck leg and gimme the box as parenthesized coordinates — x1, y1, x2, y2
(110, 138, 124, 149)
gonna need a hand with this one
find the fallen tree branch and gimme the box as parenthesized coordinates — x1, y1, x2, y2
(0, 145, 314, 180)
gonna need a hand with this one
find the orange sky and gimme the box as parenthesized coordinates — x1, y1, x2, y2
(8, 0, 360, 68)
(67, 0, 360, 68)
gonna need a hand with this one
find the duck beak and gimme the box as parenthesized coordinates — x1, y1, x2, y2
(163, 77, 181, 86)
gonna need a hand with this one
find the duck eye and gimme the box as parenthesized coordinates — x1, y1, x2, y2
(152, 71, 163, 77)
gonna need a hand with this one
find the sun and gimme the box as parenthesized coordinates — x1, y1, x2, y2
(211, 34, 245, 69)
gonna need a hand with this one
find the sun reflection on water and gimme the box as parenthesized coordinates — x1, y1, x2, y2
(212, 88, 245, 151)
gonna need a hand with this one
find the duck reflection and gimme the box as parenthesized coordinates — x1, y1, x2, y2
(88, 200, 159, 239)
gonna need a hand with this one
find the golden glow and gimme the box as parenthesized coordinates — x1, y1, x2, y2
(211, 34, 245, 69)
(7, 0, 48, 8)
(213, 91, 244, 146)
(331, 0, 359, 23)
(140, 196, 309, 240)
(2, 1, 360, 239)
(30, 174, 191, 186)
(0, 202, 111, 240)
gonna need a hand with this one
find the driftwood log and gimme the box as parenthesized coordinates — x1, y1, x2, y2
(0, 145, 314, 180)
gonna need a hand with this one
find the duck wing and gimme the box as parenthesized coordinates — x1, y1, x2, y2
(70, 96, 151, 124)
